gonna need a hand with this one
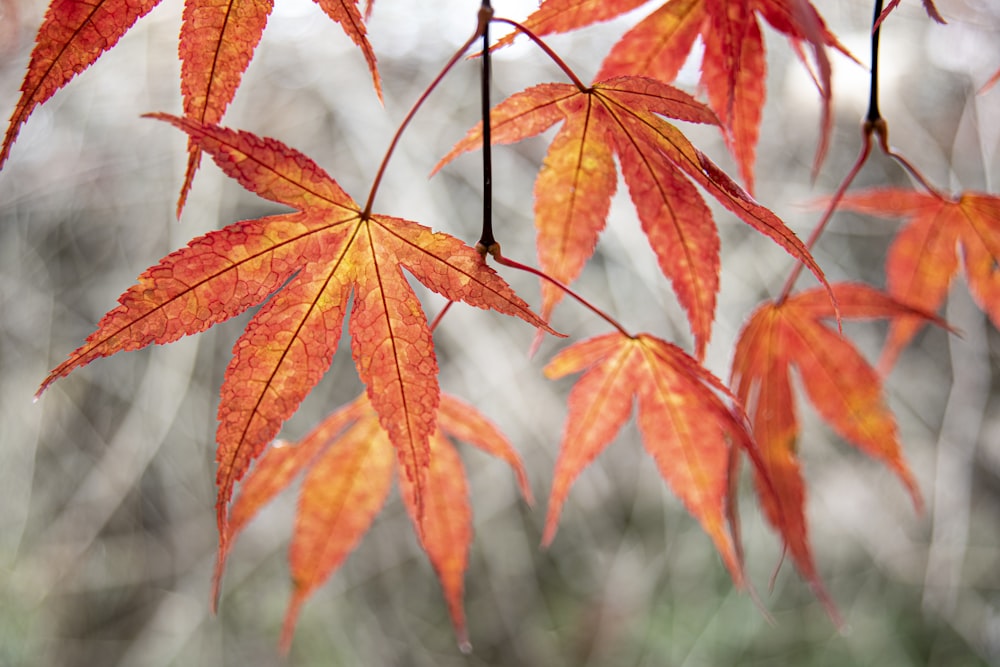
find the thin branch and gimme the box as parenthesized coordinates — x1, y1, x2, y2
(867, 0, 884, 126)
(492, 17, 589, 91)
(479, 0, 496, 248)
(777, 0, 878, 302)
(429, 300, 455, 333)
(866, 0, 946, 199)
(484, 244, 633, 338)
(882, 139, 949, 199)
(777, 130, 872, 305)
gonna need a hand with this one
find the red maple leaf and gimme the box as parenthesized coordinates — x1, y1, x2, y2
(35, 115, 550, 558)
(497, 0, 852, 192)
(436, 75, 829, 360)
(1, 0, 381, 213)
(218, 392, 532, 650)
(837, 189, 1000, 368)
(543, 330, 756, 583)
(731, 282, 932, 611)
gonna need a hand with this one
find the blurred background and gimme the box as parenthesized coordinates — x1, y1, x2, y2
(1, 0, 999, 665)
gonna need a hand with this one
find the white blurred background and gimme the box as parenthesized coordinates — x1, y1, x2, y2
(1, 0, 999, 665)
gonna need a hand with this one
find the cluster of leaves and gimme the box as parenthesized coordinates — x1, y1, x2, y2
(4, 0, 999, 652)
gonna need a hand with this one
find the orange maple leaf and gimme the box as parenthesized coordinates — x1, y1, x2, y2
(731, 282, 930, 611)
(1, 0, 380, 213)
(218, 392, 532, 651)
(837, 189, 1000, 369)
(542, 331, 755, 584)
(498, 0, 852, 191)
(436, 75, 829, 360)
(36, 115, 549, 556)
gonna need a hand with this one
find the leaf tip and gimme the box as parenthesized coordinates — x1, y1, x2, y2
(2, 101, 32, 171)
(279, 591, 306, 655)
(0, 140, 14, 172)
(539, 531, 555, 550)
(519, 479, 535, 508)
(35, 371, 59, 400)
(540, 506, 561, 548)
(527, 327, 546, 360)
(142, 111, 177, 124)
(814, 581, 845, 628)
(900, 468, 924, 516)
(210, 537, 230, 615)
(176, 145, 201, 219)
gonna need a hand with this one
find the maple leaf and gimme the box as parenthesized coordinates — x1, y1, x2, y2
(436, 75, 829, 360)
(837, 189, 1000, 369)
(497, 0, 852, 192)
(731, 282, 930, 609)
(1, 0, 381, 213)
(543, 331, 754, 583)
(218, 393, 532, 651)
(35, 115, 550, 555)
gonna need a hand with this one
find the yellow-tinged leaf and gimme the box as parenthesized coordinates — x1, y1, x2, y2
(38, 116, 551, 560)
(438, 394, 533, 503)
(838, 190, 1000, 368)
(177, 0, 275, 214)
(731, 282, 940, 618)
(220, 391, 530, 650)
(404, 395, 532, 650)
(701, 0, 765, 192)
(2, 0, 382, 213)
(502, 0, 852, 189)
(1, 0, 160, 169)
(281, 412, 394, 650)
(439, 74, 827, 360)
(214, 396, 368, 606)
(534, 101, 617, 320)
(400, 432, 473, 651)
(494, 0, 651, 50)
(542, 335, 641, 547)
(782, 315, 920, 504)
(543, 331, 751, 583)
(595, 0, 704, 90)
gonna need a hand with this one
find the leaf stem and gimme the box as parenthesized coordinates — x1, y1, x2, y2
(881, 139, 948, 200)
(362, 8, 492, 218)
(479, 0, 495, 248)
(428, 300, 455, 333)
(484, 244, 633, 338)
(777, 0, 948, 302)
(492, 17, 589, 91)
(776, 129, 872, 305)
(777, 0, 886, 303)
